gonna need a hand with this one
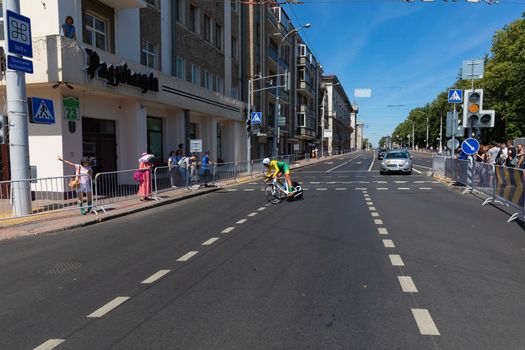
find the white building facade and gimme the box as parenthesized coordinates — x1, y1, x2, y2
(0, 0, 245, 179)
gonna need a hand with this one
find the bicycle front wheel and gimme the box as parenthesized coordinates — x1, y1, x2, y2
(264, 184, 281, 204)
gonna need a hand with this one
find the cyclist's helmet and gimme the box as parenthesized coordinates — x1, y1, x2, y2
(262, 158, 271, 166)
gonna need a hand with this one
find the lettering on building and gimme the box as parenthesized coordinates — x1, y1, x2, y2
(83, 49, 159, 93)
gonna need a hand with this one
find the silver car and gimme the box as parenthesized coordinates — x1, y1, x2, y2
(380, 151, 412, 175)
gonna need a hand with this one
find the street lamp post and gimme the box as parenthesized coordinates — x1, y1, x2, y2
(273, 23, 311, 158)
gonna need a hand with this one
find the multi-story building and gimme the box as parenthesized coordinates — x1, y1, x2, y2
(0, 0, 245, 179)
(295, 35, 320, 156)
(321, 75, 354, 155)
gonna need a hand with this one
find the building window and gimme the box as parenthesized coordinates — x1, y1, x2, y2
(231, 82, 239, 99)
(189, 122, 197, 140)
(176, 0, 185, 24)
(190, 5, 199, 34)
(0, 3, 4, 41)
(191, 64, 200, 85)
(204, 14, 211, 42)
(231, 36, 238, 61)
(298, 113, 306, 127)
(214, 23, 222, 50)
(141, 40, 157, 69)
(176, 57, 185, 79)
(231, 0, 238, 11)
(85, 13, 108, 51)
(204, 71, 212, 90)
(147, 117, 163, 163)
(214, 75, 223, 94)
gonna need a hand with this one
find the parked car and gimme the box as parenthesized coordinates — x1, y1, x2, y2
(380, 151, 413, 175)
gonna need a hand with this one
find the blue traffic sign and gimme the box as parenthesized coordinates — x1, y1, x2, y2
(6, 10, 33, 58)
(461, 138, 480, 155)
(29, 97, 55, 125)
(448, 89, 463, 104)
(251, 112, 262, 125)
(7, 55, 33, 74)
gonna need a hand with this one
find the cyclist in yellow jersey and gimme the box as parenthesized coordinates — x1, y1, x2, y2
(262, 158, 294, 196)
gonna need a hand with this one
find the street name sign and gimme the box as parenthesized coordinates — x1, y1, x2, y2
(448, 89, 463, 104)
(6, 10, 33, 58)
(7, 55, 33, 74)
(461, 138, 480, 156)
(29, 97, 55, 124)
(251, 112, 262, 125)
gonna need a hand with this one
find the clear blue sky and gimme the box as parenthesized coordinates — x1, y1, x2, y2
(287, 0, 525, 146)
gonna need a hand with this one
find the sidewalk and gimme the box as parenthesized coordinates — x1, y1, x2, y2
(0, 155, 343, 241)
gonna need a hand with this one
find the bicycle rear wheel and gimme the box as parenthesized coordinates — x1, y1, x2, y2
(264, 184, 281, 204)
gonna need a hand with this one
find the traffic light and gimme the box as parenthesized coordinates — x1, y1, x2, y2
(462, 89, 495, 128)
(246, 116, 251, 132)
(0, 115, 8, 144)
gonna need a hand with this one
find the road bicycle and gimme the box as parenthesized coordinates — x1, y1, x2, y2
(264, 176, 303, 204)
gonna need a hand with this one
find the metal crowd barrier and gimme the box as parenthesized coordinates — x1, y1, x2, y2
(431, 155, 447, 177)
(433, 157, 525, 223)
(0, 174, 92, 220)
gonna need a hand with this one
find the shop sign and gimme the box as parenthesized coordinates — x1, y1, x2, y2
(63, 97, 80, 121)
(83, 49, 159, 93)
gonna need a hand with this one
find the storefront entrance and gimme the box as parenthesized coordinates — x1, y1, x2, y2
(82, 117, 117, 173)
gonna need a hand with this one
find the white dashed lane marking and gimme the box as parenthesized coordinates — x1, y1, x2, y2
(248, 212, 258, 217)
(377, 188, 389, 191)
(377, 228, 388, 235)
(202, 237, 220, 246)
(419, 187, 432, 190)
(33, 339, 65, 350)
(355, 187, 367, 190)
(367, 202, 374, 206)
(389, 254, 405, 266)
(226, 189, 237, 192)
(369, 206, 377, 211)
(177, 251, 199, 262)
(221, 227, 235, 234)
(87, 297, 130, 318)
(257, 207, 266, 211)
(371, 212, 380, 217)
(398, 276, 418, 293)
(236, 219, 247, 224)
(316, 188, 327, 191)
(335, 188, 347, 191)
(243, 189, 255, 192)
(383, 239, 395, 248)
(374, 219, 383, 225)
(141, 270, 171, 284)
(411, 309, 440, 335)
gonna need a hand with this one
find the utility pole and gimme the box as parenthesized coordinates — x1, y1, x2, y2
(5, 0, 32, 216)
(246, 80, 252, 171)
(320, 89, 326, 158)
(439, 110, 443, 153)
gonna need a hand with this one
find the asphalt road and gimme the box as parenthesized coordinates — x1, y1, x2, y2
(2, 151, 525, 349)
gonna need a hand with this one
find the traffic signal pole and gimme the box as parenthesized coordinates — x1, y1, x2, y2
(5, 0, 32, 216)
(246, 79, 252, 173)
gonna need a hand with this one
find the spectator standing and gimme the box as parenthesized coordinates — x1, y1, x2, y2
(516, 144, 525, 169)
(486, 142, 500, 165)
(496, 142, 507, 166)
(61, 16, 76, 39)
(200, 151, 213, 186)
(138, 153, 153, 201)
(506, 140, 516, 167)
(167, 150, 178, 187)
(58, 155, 93, 215)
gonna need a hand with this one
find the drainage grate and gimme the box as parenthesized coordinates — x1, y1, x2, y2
(44, 262, 82, 275)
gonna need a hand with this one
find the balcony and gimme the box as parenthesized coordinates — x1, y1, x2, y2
(99, 0, 147, 10)
(297, 55, 313, 68)
(297, 80, 315, 98)
(267, 46, 279, 63)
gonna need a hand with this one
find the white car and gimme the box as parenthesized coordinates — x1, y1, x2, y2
(380, 151, 412, 175)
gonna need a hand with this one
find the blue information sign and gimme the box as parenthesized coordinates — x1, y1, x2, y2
(6, 10, 33, 58)
(461, 138, 480, 156)
(448, 89, 463, 104)
(29, 97, 55, 125)
(251, 112, 262, 125)
(7, 55, 33, 74)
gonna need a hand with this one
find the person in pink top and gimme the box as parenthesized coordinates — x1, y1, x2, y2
(138, 153, 153, 201)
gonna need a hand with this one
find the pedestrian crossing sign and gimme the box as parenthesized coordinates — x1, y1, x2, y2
(251, 112, 262, 125)
(29, 97, 55, 124)
(448, 89, 463, 104)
